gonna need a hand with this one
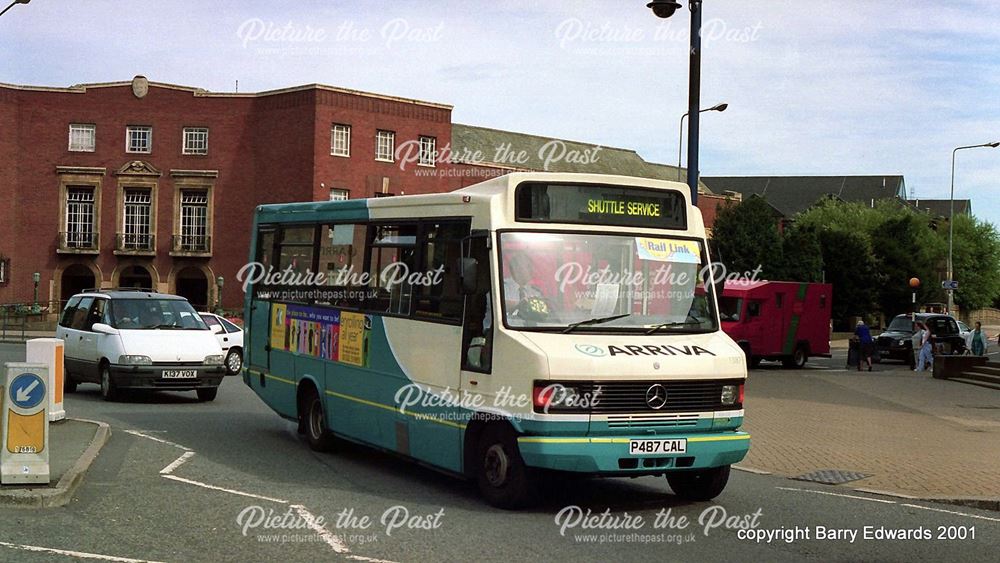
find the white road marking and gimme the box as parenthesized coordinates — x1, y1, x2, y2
(0, 540, 164, 563)
(776, 486, 897, 504)
(346, 556, 402, 563)
(900, 503, 1000, 523)
(123, 429, 192, 451)
(159, 451, 196, 475)
(291, 505, 350, 554)
(162, 474, 290, 504)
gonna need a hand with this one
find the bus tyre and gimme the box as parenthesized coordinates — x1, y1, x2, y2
(304, 388, 336, 452)
(476, 425, 536, 509)
(783, 345, 807, 369)
(666, 465, 731, 502)
(197, 387, 218, 402)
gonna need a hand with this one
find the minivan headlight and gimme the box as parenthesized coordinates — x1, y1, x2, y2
(119, 355, 152, 365)
(203, 355, 225, 366)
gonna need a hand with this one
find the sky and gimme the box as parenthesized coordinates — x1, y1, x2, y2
(3, 0, 1000, 226)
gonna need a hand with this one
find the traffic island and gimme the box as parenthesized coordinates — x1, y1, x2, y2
(0, 418, 110, 508)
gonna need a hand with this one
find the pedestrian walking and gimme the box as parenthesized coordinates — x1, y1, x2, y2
(855, 319, 874, 372)
(970, 322, 989, 356)
(915, 323, 935, 372)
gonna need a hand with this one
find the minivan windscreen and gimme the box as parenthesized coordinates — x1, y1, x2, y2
(110, 299, 209, 330)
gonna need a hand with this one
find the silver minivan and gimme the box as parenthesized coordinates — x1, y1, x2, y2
(57, 289, 226, 401)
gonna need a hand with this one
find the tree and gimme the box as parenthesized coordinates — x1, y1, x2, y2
(818, 229, 878, 322)
(869, 214, 944, 317)
(947, 214, 1000, 311)
(777, 225, 823, 282)
(710, 196, 783, 279)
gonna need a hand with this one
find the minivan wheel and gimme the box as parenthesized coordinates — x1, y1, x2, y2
(100, 365, 120, 402)
(196, 387, 218, 402)
(225, 349, 243, 375)
(64, 376, 78, 394)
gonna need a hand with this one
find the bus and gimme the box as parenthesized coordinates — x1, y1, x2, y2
(242, 172, 750, 508)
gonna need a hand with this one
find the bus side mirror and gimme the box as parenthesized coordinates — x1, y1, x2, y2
(460, 258, 479, 295)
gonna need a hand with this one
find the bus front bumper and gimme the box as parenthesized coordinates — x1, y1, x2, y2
(516, 431, 750, 474)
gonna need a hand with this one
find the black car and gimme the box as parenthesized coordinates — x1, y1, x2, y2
(875, 313, 967, 366)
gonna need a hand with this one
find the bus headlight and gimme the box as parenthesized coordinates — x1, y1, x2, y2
(721, 384, 743, 406)
(119, 355, 152, 365)
(532, 382, 598, 413)
(203, 355, 225, 366)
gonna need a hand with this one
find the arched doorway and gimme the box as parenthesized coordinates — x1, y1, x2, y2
(60, 264, 96, 304)
(175, 267, 210, 311)
(119, 265, 153, 289)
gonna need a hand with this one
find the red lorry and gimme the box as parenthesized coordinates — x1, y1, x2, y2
(719, 281, 832, 368)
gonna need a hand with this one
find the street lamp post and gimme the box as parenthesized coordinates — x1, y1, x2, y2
(947, 141, 999, 314)
(216, 276, 225, 316)
(32, 271, 40, 312)
(678, 103, 728, 181)
(647, 0, 706, 205)
(0, 0, 31, 18)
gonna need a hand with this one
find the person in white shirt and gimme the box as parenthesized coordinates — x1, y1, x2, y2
(503, 253, 546, 323)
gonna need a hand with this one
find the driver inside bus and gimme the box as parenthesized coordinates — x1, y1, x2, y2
(504, 253, 543, 310)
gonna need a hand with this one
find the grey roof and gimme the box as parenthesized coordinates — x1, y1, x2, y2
(451, 124, 712, 192)
(699, 175, 906, 217)
(906, 199, 972, 218)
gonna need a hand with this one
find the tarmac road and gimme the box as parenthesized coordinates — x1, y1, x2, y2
(0, 344, 997, 562)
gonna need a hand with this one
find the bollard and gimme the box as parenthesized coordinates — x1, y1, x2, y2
(1, 362, 50, 484)
(25, 338, 66, 422)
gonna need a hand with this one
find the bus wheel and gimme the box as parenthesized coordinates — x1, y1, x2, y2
(476, 425, 536, 509)
(666, 465, 731, 501)
(303, 387, 336, 452)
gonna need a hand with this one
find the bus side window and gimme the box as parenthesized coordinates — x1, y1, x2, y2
(367, 224, 418, 315)
(462, 234, 492, 373)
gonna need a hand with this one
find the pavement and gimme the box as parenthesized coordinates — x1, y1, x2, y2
(0, 418, 109, 507)
(741, 358, 1000, 510)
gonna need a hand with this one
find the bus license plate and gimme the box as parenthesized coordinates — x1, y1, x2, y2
(629, 439, 687, 455)
(162, 370, 197, 379)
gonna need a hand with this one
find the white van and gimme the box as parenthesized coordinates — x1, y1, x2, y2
(57, 289, 226, 401)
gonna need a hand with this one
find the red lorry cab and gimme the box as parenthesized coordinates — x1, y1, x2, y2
(719, 281, 832, 368)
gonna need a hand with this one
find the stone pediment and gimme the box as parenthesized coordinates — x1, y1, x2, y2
(116, 160, 162, 177)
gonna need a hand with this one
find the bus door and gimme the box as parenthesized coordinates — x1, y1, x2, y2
(459, 231, 493, 387)
(248, 228, 276, 378)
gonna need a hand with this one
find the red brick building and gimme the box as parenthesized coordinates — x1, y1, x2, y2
(0, 77, 455, 310)
(0, 76, 727, 313)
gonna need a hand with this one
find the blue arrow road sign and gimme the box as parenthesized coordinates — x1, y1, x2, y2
(942, 280, 959, 290)
(9, 373, 45, 410)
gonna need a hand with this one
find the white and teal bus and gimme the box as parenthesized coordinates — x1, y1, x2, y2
(242, 172, 749, 508)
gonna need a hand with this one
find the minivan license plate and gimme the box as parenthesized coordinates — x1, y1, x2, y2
(629, 439, 687, 455)
(162, 370, 197, 379)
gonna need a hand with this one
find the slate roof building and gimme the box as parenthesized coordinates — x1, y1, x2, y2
(700, 175, 908, 218)
(907, 199, 973, 218)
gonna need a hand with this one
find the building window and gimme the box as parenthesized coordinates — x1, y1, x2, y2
(126, 126, 152, 154)
(69, 124, 96, 152)
(418, 136, 436, 167)
(65, 187, 97, 249)
(122, 188, 153, 250)
(183, 127, 209, 155)
(0, 256, 9, 286)
(329, 188, 350, 201)
(179, 190, 209, 251)
(331, 124, 351, 157)
(375, 130, 395, 162)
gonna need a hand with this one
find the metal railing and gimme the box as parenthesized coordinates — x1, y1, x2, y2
(0, 300, 60, 343)
(58, 231, 99, 251)
(116, 233, 156, 252)
(171, 234, 211, 253)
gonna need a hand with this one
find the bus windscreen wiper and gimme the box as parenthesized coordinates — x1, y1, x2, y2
(562, 314, 631, 333)
(645, 320, 703, 335)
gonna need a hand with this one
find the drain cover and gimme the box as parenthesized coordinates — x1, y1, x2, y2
(792, 469, 872, 485)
